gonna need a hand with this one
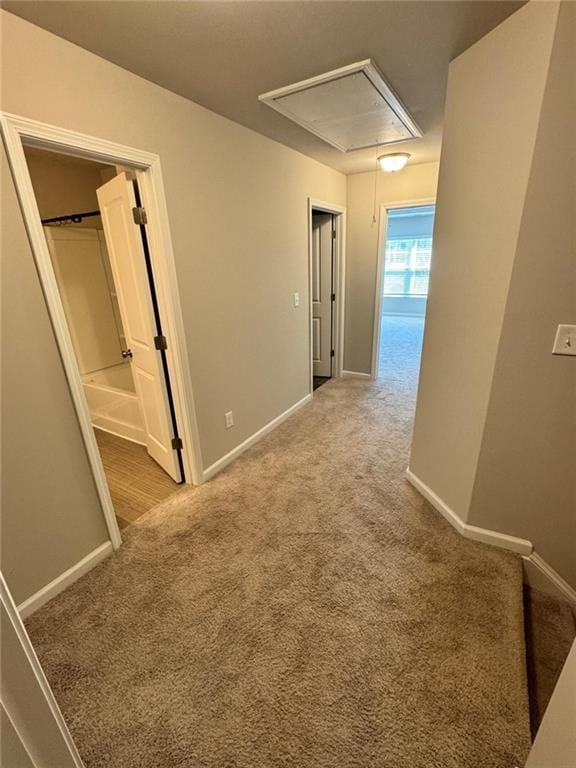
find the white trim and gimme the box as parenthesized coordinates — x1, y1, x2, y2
(308, 198, 346, 394)
(17, 542, 113, 620)
(1, 702, 39, 768)
(259, 59, 422, 153)
(1, 112, 204, 551)
(371, 200, 436, 379)
(203, 394, 312, 481)
(522, 552, 576, 607)
(405, 467, 466, 535)
(1, 573, 85, 767)
(342, 370, 372, 380)
(463, 523, 532, 555)
(90, 418, 146, 447)
(405, 468, 533, 556)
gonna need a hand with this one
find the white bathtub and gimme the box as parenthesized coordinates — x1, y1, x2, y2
(82, 363, 145, 444)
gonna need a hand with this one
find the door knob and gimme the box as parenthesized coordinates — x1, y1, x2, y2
(122, 348, 133, 359)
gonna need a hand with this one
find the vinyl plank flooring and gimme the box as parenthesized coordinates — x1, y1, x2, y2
(94, 428, 180, 527)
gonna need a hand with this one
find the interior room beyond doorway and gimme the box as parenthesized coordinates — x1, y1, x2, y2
(376, 204, 435, 383)
(311, 210, 335, 391)
(23, 146, 181, 529)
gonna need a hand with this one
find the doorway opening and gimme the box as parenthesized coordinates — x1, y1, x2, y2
(23, 144, 185, 531)
(372, 203, 436, 382)
(308, 199, 346, 393)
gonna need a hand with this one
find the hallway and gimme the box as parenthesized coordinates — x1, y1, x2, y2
(25, 352, 531, 767)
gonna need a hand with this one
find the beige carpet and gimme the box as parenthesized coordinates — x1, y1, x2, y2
(26, 362, 531, 766)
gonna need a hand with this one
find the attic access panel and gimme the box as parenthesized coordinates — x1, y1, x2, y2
(259, 59, 422, 153)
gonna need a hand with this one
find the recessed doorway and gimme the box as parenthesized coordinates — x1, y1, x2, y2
(308, 199, 346, 393)
(23, 146, 183, 530)
(372, 203, 436, 382)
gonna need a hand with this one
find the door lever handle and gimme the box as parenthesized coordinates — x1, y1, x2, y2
(122, 348, 133, 359)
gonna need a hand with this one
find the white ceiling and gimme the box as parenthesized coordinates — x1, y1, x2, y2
(4, 1, 525, 175)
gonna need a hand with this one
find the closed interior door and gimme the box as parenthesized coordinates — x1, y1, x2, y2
(96, 173, 182, 481)
(312, 213, 334, 377)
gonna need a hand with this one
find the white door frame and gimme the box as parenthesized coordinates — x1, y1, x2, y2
(370, 199, 436, 379)
(1, 572, 85, 767)
(307, 198, 346, 392)
(1, 112, 204, 550)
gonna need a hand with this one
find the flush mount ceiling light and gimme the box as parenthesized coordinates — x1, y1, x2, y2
(259, 59, 422, 153)
(378, 152, 411, 172)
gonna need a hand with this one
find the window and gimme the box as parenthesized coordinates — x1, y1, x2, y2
(381, 204, 435, 298)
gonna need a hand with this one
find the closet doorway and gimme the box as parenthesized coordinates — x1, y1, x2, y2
(23, 146, 185, 531)
(308, 198, 346, 393)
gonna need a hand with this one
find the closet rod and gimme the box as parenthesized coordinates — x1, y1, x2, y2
(41, 210, 100, 225)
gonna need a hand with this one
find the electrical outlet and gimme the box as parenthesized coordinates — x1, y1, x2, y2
(293, 292, 300, 307)
(225, 410, 234, 429)
(552, 324, 576, 356)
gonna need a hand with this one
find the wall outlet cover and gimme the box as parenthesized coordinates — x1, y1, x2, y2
(225, 410, 234, 429)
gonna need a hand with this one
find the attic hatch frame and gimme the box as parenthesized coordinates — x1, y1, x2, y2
(1, 111, 205, 558)
(259, 59, 423, 153)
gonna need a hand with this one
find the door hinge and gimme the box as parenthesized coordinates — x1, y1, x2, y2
(330, 350, 335, 357)
(171, 437, 183, 450)
(331, 293, 336, 302)
(331, 229, 336, 239)
(154, 335, 167, 351)
(132, 206, 147, 225)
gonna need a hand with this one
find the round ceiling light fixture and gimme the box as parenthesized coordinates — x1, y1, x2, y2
(377, 152, 411, 172)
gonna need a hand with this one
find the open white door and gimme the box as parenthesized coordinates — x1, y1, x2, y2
(312, 213, 334, 377)
(97, 173, 182, 481)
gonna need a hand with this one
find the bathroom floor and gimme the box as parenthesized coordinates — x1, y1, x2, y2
(94, 429, 181, 528)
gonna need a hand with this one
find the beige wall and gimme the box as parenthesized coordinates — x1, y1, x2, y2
(525, 639, 576, 767)
(467, 1, 576, 586)
(1, 597, 79, 767)
(344, 163, 439, 373)
(1, 705, 36, 768)
(1, 10, 345, 602)
(410, 1, 560, 518)
(1, 144, 109, 605)
(23, 147, 108, 227)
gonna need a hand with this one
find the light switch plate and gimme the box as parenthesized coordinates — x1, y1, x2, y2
(552, 324, 576, 356)
(293, 292, 300, 307)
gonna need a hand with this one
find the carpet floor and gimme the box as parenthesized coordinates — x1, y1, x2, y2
(378, 313, 425, 381)
(26, 324, 531, 768)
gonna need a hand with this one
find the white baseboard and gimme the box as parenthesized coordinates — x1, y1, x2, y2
(17, 541, 113, 620)
(522, 552, 576, 608)
(405, 468, 532, 556)
(202, 394, 313, 482)
(342, 370, 372, 380)
(93, 423, 146, 447)
(406, 468, 576, 604)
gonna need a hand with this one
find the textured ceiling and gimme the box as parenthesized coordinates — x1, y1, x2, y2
(3, 1, 525, 174)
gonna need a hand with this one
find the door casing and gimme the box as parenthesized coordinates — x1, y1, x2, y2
(311, 212, 334, 378)
(307, 198, 346, 393)
(1, 112, 204, 549)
